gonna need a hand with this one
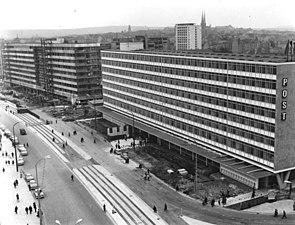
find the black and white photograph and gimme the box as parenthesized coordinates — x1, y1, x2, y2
(0, 0, 295, 224)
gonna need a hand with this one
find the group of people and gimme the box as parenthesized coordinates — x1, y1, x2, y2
(274, 209, 287, 219)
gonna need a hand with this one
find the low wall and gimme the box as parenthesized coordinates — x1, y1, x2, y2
(225, 195, 268, 210)
(17, 108, 40, 119)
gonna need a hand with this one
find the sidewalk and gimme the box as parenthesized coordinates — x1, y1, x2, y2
(0, 131, 39, 225)
(31, 107, 295, 224)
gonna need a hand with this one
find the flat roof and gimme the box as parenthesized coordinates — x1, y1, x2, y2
(97, 106, 274, 180)
(102, 49, 290, 64)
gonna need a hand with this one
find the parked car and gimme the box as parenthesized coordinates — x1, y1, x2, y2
(28, 180, 38, 190)
(20, 128, 27, 135)
(17, 157, 25, 166)
(0, 124, 5, 131)
(18, 146, 28, 156)
(4, 129, 12, 137)
(34, 188, 45, 199)
(24, 173, 34, 182)
(10, 136, 19, 145)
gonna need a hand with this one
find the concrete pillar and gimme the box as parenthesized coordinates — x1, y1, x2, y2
(157, 137, 161, 145)
(276, 171, 291, 189)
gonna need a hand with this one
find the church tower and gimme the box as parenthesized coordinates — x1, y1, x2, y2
(201, 11, 206, 32)
(201, 11, 207, 48)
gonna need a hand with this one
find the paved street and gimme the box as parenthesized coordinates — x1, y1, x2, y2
(0, 103, 113, 225)
(2, 99, 295, 225)
(31, 107, 295, 225)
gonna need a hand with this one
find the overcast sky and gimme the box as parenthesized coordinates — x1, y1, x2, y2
(0, 0, 294, 30)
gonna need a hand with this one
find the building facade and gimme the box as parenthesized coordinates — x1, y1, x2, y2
(2, 38, 102, 104)
(101, 49, 295, 189)
(175, 23, 202, 50)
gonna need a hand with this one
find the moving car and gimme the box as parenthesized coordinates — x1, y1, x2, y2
(24, 173, 34, 182)
(17, 157, 25, 166)
(34, 188, 45, 199)
(28, 180, 38, 190)
(20, 128, 27, 135)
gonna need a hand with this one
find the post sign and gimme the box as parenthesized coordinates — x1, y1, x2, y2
(281, 78, 288, 121)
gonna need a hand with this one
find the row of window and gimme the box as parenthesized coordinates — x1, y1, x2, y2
(102, 60, 276, 89)
(104, 75, 276, 119)
(103, 82, 275, 132)
(101, 52, 278, 74)
(105, 96, 274, 163)
(103, 68, 276, 104)
(105, 89, 275, 147)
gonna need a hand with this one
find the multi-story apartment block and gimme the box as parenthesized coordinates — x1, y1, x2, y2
(101, 49, 295, 189)
(2, 38, 102, 104)
(175, 23, 202, 50)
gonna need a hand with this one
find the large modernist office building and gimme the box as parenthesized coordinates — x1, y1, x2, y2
(2, 38, 102, 104)
(101, 49, 295, 189)
(175, 23, 202, 50)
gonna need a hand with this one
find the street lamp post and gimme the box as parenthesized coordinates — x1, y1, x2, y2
(55, 219, 83, 225)
(94, 97, 97, 131)
(12, 121, 23, 172)
(87, 94, 97, 131)
(35, 155, 51, 225)
(131, 112, 135, 151)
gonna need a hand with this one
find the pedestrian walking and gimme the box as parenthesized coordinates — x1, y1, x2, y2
(211, 199, 215, 207)
(16, 193, 19, 202)
(5, 160, 7, 165)
(7, 160, 10, 165)
(282, 210, 287, 219)
(15, 179, 18, 186)
(147, 169, 150, 174)
(62, 144, 65, 148)
(94, 139, 96, 143)
(13, 181, 16, 188)
(12, 160, 14, 165)
(103, 204, 106, 212)
(27, 143, 29, 147)
(15, 206, 18, 214)
(68, 132, 70, 137)
(56, 120, 57, 123)
(25, 207, 28, 214)
(33, 202, 37, 212)
(52, 137, 55, 142)
(52, 129, 54, 133)
(71, 174, 74, 181)
(62, 132, 64, 136)
(2, 167, 5, 173)
(164, 203, 167, 211)
(29, 205, 32, 214)
(218, 199, 221, 205)
(65, 141, 67, 146)
(11, 152, 14, 158)
(153, 205, 157, 213)
(5, 152, 7, 157)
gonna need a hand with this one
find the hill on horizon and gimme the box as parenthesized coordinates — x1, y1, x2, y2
(0, 25, 165, 40)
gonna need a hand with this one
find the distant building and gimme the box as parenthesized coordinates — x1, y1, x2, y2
(120, 42, 144, 51)
(0, 39, 5, 80)
(175, 23, 202, 50)
(2, 38, 102, 104)
(135, 36, 171, 50)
